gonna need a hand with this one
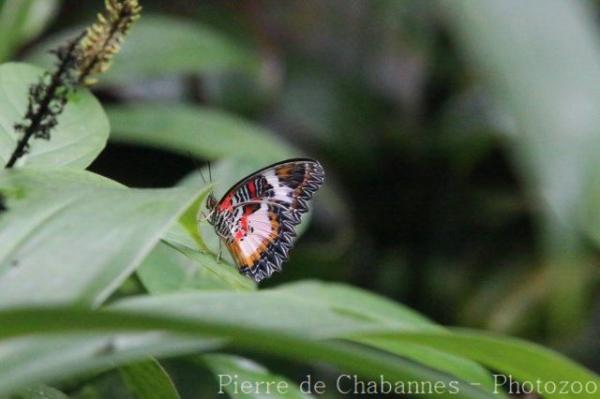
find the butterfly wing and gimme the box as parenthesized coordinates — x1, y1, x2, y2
(212, 159, 324, 282)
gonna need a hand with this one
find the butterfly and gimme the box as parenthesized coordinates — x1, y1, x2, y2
(204, 158, 324, 282)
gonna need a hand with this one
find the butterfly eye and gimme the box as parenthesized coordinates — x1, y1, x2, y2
(206, 192, 217, 210)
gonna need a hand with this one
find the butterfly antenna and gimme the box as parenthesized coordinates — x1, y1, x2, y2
(208, 161, 213, 183)
(186, 152, 207, 184)
(198, 167, 207, 185)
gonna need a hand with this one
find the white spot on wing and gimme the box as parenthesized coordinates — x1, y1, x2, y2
(263, 170, 295, 204)
(237, 204, 273, 258)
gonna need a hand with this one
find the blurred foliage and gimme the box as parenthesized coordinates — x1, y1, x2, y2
(0, 0, 599, 398)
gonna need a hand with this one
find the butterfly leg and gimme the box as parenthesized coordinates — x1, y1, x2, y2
(216, 239, 222, 264)
(197, 210, 207, 223)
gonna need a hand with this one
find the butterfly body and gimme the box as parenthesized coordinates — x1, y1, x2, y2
(205, 159, 324, 282)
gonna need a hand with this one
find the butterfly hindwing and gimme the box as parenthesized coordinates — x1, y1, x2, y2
(208, 159, 324, 282)
(225, 203, 294, 281)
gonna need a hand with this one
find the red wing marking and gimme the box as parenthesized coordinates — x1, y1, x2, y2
(247, 179, 256, 198)
(218, 194, 233, 211)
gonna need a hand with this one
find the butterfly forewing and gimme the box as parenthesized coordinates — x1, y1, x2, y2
(208, 159, 324, 282)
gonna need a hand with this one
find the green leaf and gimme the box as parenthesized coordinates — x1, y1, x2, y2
(359, 339, 500, 394)
(0, 333, 221, 397)
(445, 0, 600, 225)
(174, 181, 212, 251)
(2, 282, 590, 399)
(283, 282, 593, 396)
(0, 304, 497, 399)
(113, 289, 384, 339)
(120, 358, 181, 399)
(137, 241, 255, 293)
(280, 281, 498, 393)
(0, 0, 60, 62)
(200, 355, 310, 399)
(26, 15, 260, 85)
(0, 168, 206, 307)
(2, 284, 593, 398)
(0, 63, 109, 169)
(366, 330, 600, 399)
(138, 242, 209, 294)
(107, 104, 294, 164)
(278, 280, 437, 329)
(444, 0, 600, 333)
(7, 384, 69, 399)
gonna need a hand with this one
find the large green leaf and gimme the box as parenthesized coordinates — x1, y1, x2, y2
(0, 63, 109, 169)
(0, 333, 220, 397)
(0, 168, 205, 307)
(0, 304, 497, 399)
(363, 330, 600, 399)
(137, 241, 255, 293)
(26, 15, 259, 85)
(278, 281, 499, 392)
(114, 289, 386, 339)
(2, 285, 595, 398)
(107, 104, 294, 164)
(120, 358, 181, 399)
(0, 284, 485, 398)
(278, 281, 436, 329)
(6, 384, 69, 399)
(296, 283, 598, 398)
(200, 355, 310, 399)
(0, 0, 60, 62)
(136, 272, 499, 393)
(358, 339, 499, 394)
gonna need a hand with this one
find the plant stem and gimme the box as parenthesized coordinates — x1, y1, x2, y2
(5, 38, 79, 169)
